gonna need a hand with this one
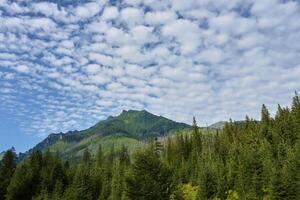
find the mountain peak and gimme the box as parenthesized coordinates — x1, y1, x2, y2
(120, 109, 150, 114)
(19, 110, 191, 162)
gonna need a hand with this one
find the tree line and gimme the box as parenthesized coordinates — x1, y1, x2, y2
(0, 94, 300, 200)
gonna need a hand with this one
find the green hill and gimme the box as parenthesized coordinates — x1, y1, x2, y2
(208, 121, 227, 129)
(19, 110, 191, 161)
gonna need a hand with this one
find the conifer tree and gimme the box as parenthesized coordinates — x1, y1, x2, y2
(6, 162, 34, 200)
(291, 92, 300, 141)
(96, 145, 103, 168)
(119, 145, 130, 166)
(125, 149, 173, 200)
(0, 149, 16, 200)
(260, 104, 273, 145)
(83, 149, 92, 166)
(63, 165, 93, 200)
(191, 117, 202, 157)
(109, 164, 124, 200)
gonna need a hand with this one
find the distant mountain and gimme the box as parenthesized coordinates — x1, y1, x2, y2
(19, 110, 191, 162)
(208, 120, 255, 130)
(208, 121, 227, 129)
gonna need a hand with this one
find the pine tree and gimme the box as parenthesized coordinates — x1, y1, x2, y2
(191, 117, 202, 157)
(197, 160, 217, 200)
(260, 104, 274, 148)
(6, 162, 34, 200)
(109, 164, 124, 200)
(51, 181, 63, 200)
(98, 166, 112, 200)
(291, 92, 300, 136)
(280, 148, 300, 200)
(29, 150, 43, 195)
(83, 149, 92, 166)
(63, 165, 93, 200)
(125, 149, 173, 200)
(274, 105, 295, 145)
(119, 145, 130, 166)
(0, 149, 17, 200)
(96, 145, 104, 168)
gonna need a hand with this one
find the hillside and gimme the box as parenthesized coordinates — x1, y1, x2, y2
(19, 110, 191, 161)
(208, 121, 227, 129)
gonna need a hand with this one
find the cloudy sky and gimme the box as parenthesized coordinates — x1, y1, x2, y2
(0, 0, 300, 152)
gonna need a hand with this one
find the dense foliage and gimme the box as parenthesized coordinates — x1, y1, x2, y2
(1, 95, 300, 200)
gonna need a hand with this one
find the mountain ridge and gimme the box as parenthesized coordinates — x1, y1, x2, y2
(18, 109, 191, 161)
(208, 121, 227, 129)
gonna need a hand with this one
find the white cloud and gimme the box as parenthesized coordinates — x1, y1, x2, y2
(15, 65, 30, 74)
(0, 16, 57, 33)
(120, 7, 144, 25)
(197, 47, 224, 64)
(102, 6, 119, 20)
(131, 25, 154, 44)
(209, 13, 256, 35)
(85, 64, 102, 74)
(105, 27, 131, 45)
(162, 19, 201, 54)
(75, 2, 103, 19)
(145, 11, 176, 25)
(89, 74, 110, 85)
(31, 2, 64, 18)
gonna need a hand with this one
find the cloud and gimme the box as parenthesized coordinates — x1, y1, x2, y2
(31, 2, 64, 18)
(0, 0, 299, 140)
(162, 19, 201, 54)
(120, 7, 144, 25)
(131, 25, 154, 44)
(85, 64, 102, 74)
(145, 11, 176, 25)
(209, 12, 256, 35)
(15, 65, 30, 74)
(0, 16, 57, 33)
(197, 47, 224, 64)
(75, 2, 102, 19)
(102, 6, 119, 20)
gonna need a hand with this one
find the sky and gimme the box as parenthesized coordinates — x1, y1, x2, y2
(0, 0, 300, 152)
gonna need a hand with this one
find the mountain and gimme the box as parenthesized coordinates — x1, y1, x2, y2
(19, 110, 191, 162)
(208, 121, 227, 129)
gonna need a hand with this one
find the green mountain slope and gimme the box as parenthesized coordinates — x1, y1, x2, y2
(19, 110, 191, 161)
(208, 121, 227, 129)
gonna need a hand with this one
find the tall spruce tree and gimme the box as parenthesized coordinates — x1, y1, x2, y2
(125, 149, 173, 200)
(0, 149, 16, 200)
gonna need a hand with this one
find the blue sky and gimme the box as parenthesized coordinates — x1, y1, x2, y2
(1, 0, 300, 152)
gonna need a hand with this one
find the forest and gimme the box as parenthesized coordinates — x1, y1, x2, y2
(0, 94, 300, 200)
